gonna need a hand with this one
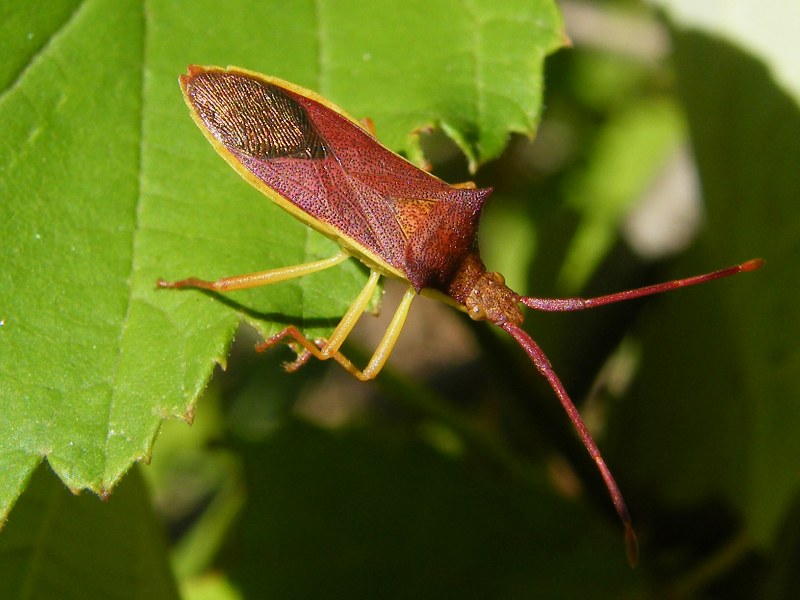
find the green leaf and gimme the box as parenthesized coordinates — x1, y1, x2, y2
(559, 97, 685, 292)
(216, 420, 642, 598)
(608, 8, 800, 548)
(0, 464, 178, 599)
(651, 0, 800, 103)
(0, 0, 564, 522)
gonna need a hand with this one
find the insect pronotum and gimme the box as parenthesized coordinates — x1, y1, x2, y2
(158, 65, 764, 565)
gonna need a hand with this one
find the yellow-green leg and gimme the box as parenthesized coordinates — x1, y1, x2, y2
(257, 276, 416, 381)
(157, 250, 350, 291)
(158, 255, 416, 380)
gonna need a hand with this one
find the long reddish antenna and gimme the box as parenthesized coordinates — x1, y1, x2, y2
(501, 321, 639, 566)
(504, 258, 763, 566)
(520, 259, 763, 312)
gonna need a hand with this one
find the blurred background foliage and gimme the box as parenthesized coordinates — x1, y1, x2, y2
(2, 0, 798, 598)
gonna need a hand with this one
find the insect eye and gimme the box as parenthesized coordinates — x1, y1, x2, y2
(469, 304, 487, 321)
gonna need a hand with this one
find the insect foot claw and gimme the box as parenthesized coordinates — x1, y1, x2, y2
(284, 350, 312, 372)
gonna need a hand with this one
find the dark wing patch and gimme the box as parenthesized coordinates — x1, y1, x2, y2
(185, 71, 327, 160)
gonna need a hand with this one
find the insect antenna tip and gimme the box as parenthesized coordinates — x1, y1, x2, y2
(741, 258, 765, 272)
(625, 523, 639, 568)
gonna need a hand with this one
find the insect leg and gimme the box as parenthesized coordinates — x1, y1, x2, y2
(257, 282, 416, 381)
(157, 250, 350, 291)
(320, 269, 382, 355)
(255, 269, 380, 365)
(359, 285, 415, 380)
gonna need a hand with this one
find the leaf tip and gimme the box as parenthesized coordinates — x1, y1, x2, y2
(180, 403, 196, 425)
